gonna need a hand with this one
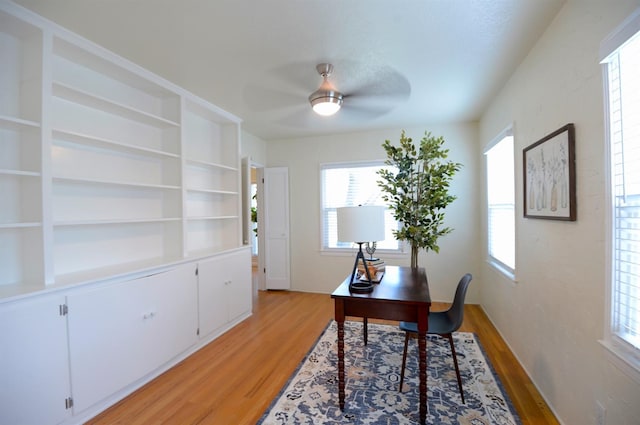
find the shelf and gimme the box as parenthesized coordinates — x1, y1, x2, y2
(186, 215, 238, 221)
(52, 175, 181, 191)
(0, 169, 40, 177)
(185, 188, 238, 195)
(0, 222, 41, 229)
(185, 158, 237, 172)
(53, 256, 185, 288)
(0, 115, 40, 130)
(54, 218, 181, 227)
(53, 220, 184, 278)
(52, 129, 179, 159)
(0, 282, 47, 302)
(52, 82, 180, 128)
(53, 36, 180, 121)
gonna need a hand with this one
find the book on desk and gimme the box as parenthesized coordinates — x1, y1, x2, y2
(357, 259, 385, 283)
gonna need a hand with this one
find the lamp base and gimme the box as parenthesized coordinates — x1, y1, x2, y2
(347, 243, 376, 293)
(349, 281, 374, 293)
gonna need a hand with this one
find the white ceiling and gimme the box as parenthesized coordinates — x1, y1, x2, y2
(15, 0, 565, 141)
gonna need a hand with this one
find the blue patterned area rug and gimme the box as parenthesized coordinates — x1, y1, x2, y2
(258, 320, 522, 424)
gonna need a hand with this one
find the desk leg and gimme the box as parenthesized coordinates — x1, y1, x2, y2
(418, 309, 428, 425)
(335, 300, 345, 410)
(363, 317, 368, 345)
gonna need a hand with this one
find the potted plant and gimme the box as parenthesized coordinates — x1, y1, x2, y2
(377, 130, 462, 268)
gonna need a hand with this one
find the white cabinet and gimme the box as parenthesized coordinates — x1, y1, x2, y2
(0, 294, 71, 425)
(66, 264, 198, 413)
(198, 248, 252, 338)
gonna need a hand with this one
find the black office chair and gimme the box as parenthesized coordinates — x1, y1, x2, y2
(398, 273, 472, 403)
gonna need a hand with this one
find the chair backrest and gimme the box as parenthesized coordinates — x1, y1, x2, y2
(446, 273, 473, 331)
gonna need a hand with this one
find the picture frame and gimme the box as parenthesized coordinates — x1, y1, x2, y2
(523, 123, 576, 220)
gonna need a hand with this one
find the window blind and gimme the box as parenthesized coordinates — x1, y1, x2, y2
(607, 30, 640, 350)
(485, 131, 515, 272)
(320, 162, 399, 251)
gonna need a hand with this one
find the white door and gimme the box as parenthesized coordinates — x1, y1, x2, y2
(263, 167, 291, 290)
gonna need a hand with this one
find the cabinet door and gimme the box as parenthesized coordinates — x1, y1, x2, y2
(0, 295, 71, 425)
(67, 264, 198, 412)
(227, 248, 252, 321)
(198, 248, 251, 337)
(198, 255, 228, 337)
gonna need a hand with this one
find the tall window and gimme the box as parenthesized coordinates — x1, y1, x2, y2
(485, 128, 515, 275)
(602, 9, 640, 368)
(321, 161, 400, 252)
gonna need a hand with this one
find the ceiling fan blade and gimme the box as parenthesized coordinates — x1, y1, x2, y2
(347, 71, 411, 100)
(242, 83, 305, 112)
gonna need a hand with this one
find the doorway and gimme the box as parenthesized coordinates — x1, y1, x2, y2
(243, 158, 265, 294)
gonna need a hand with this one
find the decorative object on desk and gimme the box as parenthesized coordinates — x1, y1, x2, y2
(378, 130, 462, 268)
(337, 205, 386, 293)
(257, 321, 522, 425)
(365, 241, 378, 260)
(523, 123, 576, 220)
(356, 258, 385, 283)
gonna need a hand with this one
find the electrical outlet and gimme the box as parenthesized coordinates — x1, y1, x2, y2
(596, 400, 606, 425)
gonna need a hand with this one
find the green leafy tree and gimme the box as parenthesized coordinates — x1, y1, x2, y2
(377, 130, 462, 268)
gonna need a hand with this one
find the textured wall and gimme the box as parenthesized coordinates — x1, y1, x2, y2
(266, 125, 482, 302)
(478, 1, 640, 424)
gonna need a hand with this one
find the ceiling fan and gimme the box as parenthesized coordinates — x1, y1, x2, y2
(242, 61, 411, 127)
(308, 63, 344, 116)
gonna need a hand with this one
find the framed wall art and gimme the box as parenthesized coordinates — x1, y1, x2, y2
(523, 123, 576, 220)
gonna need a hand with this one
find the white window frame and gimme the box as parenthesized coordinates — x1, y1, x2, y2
(320, 161, 405, 256)
(484, 126, 516, 279)
(600, 7, 640, 379)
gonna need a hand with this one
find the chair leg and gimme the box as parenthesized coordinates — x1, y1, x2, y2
(363, 317, 368, 345)
(399, 332, 410, 392)
(446, 333, 465, 403)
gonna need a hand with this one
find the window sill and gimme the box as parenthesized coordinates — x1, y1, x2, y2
(599, 339, 640, 385)
(320, 249, 407, 259)
(486, 259, 516, 282)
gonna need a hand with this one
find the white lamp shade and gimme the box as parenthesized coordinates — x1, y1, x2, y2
(337, 206, 386, 243)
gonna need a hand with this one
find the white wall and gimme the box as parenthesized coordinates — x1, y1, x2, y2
(479, 1, 640, 424)
(241, 130, 267, 165)
(266, 124, 482, 302)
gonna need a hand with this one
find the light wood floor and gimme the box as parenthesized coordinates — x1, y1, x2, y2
(87, 290, 559, 425)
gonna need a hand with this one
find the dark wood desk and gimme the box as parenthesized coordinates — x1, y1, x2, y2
(331, 266, 431, 425)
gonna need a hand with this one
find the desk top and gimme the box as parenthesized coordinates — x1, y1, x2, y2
(331, 266, 431, 305)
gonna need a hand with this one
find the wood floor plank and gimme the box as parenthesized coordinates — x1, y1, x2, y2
(86, 291, 558, 425)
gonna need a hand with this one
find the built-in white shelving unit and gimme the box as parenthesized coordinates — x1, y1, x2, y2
(0, 3, 244, 296)
(0, 4, 252, 425)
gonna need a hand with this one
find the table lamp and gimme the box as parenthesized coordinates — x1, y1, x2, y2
(337, 205, 386, 293)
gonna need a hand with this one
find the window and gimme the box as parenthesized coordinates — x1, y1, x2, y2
(602, 9, 640, 370)
(485, 128, 515, 275)
(321, 161, 401, 252)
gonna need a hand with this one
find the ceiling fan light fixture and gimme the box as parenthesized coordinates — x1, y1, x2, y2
(309, 63, 344, 116)
(309, 90, 343, 116)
